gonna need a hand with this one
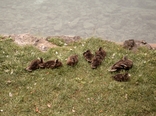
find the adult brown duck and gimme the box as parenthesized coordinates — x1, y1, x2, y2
(26, 57, 44, 71)
(109, 56, 133, 72)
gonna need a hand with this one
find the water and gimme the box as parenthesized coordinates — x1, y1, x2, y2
(0, 0, 156, 42)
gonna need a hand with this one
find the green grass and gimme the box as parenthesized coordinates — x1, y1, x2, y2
(46, 37, 66, 46)
(0, 37, 156, 116)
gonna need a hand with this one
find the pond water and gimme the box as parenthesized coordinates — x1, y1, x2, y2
(0, 0, 156, 42)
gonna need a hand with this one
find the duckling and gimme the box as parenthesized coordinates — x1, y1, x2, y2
(91, 55, 102, 69)
(95, 47, 106, 60)
(39, 59, 63, 69)
(109, 56, 133, 72)
(66, 55, 78, 66)
(123, 39, 153, 50)
(83, 50, 94, 63)
(26, 57, 43, 72)
(112, 73, 130, 82)
(123, 39, 135, 50)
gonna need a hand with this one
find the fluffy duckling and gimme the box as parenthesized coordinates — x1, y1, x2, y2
(91, 55, 102, 69)
(39, 59, 63, 69)
(90, 47, 106, 69)
(66, 55, 78, 66)
(123, 39, 153, 50)
(109, 56, 133, 72)
(26, 57, 43, 72)
(95, 47, 106, 60)
(123, 39, 135, 50)
(112, 73, 130, 82)
(83, 50, 94, 63)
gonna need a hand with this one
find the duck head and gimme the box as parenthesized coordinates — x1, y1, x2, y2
(95, 47, 106, 60)
(53, 59, 63, 68)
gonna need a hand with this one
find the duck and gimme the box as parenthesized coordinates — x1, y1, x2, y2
(39, 59, 63, 69)
(123, 39, 153, 50)
(66, 55, 78, 66)
(95, 47, 106, 60)
(91, 55, 102, 69)
(123, 39, 135, 50)
(112, 73, 130, 82)
(83, 50, 94, 63)
(109, 56, 133, 72)
(26, 57, 44, 71)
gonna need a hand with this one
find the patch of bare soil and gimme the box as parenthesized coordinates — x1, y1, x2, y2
(1, 33, 81, 52)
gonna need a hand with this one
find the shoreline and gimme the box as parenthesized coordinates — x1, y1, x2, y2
(1, 33, 156, 51)
(116, 42, 156, 49)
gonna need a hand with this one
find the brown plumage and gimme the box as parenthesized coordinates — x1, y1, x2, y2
(66, 55, 78, 66)
(123, 39, 135, 50)
(95, 47, 106, 60)
(112, 73, 130, 82)
(90, 47, 106, 69)
(83, 50, 94, 63)
(91, 55, 102, 69)
(123, 39, 153, 50)
(109, 56, 133, 72)
(26, 57, 44, 71)
(39, 59, 63, 69)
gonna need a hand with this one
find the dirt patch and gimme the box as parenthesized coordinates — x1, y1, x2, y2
(1, 33, 81, 52)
